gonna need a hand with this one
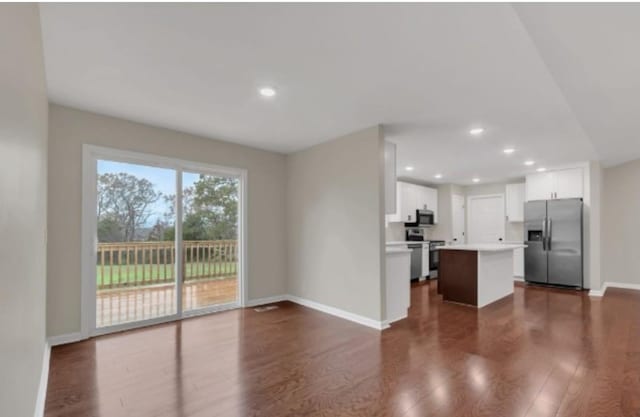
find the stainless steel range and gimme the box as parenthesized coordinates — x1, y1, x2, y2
(428, 240, 445, 278)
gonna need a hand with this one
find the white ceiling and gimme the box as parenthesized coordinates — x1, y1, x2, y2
(39, 4, 640, 185)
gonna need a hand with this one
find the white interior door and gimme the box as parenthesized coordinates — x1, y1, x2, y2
(451, 194, 465, 244)
(467, 194, 505, 244)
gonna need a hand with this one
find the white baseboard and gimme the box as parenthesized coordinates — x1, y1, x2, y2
(47, 332, 84, 347)
(34, 342, 51, 417)
(245, 294, 289, 307)
(589, 281, 640, 297)
(589, 284, 606, 297)
(286, 295, 389, 330)
(513, 277, 525, 282)
(607, 282, 640, 291)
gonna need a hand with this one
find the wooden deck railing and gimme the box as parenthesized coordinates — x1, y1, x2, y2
(96, 240, 238, 290)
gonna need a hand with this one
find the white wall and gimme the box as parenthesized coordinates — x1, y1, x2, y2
(286, 126, 386, 322)
(602, 158, 640, 285)
(47, 104, 287, 337)
(0, 4, 49, 416)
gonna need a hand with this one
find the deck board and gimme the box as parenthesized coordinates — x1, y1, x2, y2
(96, 278, 237, 328)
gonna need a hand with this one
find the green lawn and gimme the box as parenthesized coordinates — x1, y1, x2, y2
(97, 262, 237, 287)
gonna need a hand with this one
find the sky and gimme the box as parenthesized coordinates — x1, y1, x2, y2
(98, 160, 201, 226)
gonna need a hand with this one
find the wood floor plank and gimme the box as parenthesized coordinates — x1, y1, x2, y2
(45, 281, 640, 417)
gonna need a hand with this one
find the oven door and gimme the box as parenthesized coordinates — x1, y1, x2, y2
(430, 248, 439, 272)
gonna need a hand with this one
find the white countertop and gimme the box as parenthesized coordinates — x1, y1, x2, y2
(386, 241, 430, 246)
(386, 247, 413, 254)
(439, 243, 527, 252)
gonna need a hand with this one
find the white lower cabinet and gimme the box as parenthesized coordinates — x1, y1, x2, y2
(513, 247, 524, 277)
(385, 250, 411, 324)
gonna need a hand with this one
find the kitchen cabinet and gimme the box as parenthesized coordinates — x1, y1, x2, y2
(506, 183, 525, 222)
(451, 194, 465, 243)
(555, 168, 583, 199)
(525, 168, 583, 201)
(513, 247, 524, 277)
(425, 187, 438, 223)
(525, 172, 554, 201)
(384, 141, 397, 215)
(385, 248, 411, 324)
(393, 181, 438, 223)
(421, 243, 430, 279)
(399, 182, 418, 222)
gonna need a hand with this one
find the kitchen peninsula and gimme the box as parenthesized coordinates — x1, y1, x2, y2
(438, 244, 526, 308)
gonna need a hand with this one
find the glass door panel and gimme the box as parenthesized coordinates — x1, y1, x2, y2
(96, 160, 177, 328)
(181, 171, 239, 312)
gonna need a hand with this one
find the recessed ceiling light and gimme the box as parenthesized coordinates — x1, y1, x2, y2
(524, 160, 535, 166)
(469, 128, 484, 136)
(405, 166, 414, 171)
(434, 174, 443, 179)
(259, 86, 276, 97)
(503, 148, 515, 154)
(472, 178, 480, 183)
(537, 167, 547, 172)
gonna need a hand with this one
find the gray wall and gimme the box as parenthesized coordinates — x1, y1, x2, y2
(47, 104, 287, 337)
(0, 4, 49, 416)
(286, 126, 386, 321)
(602, 158, 640, 285)
(587, 161, 603, 290)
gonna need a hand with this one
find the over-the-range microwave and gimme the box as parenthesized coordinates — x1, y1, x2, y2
(404, 209, 435, 227)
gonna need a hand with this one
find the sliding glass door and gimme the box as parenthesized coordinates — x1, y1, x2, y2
(95, 160, 177, 328)
(181, 171, 239, 312)
(86, 146, 244, 334)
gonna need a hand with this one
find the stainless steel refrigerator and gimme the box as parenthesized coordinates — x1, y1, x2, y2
(524, 198, 583, 288)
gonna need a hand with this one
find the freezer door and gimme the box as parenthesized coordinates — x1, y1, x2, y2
(547, 199, 583, 287)
(524, 201, 548, 284)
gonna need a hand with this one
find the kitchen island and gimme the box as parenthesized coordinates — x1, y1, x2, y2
(438, 244, 526, 308)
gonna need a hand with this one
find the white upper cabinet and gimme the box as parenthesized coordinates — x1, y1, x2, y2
(505, 183, 525, 222)
(555, 168, 583, 199)
(399, 182, 418, 222)
(384, 141, 397, 215)
(415, 185, 429, 211)
(425, 187, 438, 223)
(525, 168, 583, 201)
(390, 181, 438, 223)
(525, 172, 554, 201)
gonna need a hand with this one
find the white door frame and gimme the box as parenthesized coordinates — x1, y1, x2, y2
(81, 145, 248, 338)
(466, 193, 506, 244)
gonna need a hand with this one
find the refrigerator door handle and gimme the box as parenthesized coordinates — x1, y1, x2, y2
(542, 218, 547, 251)
(547, 218, 552, 251)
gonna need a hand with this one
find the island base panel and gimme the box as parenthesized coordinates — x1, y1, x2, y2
(439, 249, 478, 306)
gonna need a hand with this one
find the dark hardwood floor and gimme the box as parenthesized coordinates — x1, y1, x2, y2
(45, 281, 640, 417)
